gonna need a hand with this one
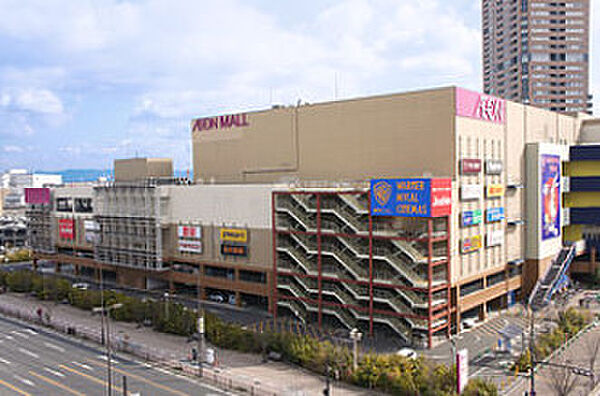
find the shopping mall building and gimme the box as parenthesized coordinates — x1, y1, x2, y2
(27, 86, 600, 348)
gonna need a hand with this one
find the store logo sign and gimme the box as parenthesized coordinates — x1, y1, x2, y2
(486, 184, 505, 198)
(192, 113, 250, 132)
(220, 228, 248, 243)
(462, 209, 482, 227)
(485, 159, 503, 175)
(456, 88, 506, 124)
(486, 207, 505, 223)
(460, 159, 482, 174)
(486, 230, 504, 247)
(373, 181, 392, 207)
(461, 235, 482, 254)
(460, 184, 481, 201)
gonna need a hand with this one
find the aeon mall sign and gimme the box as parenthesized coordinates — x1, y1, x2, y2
(191, 113, 250, 132)
(456, 87, 505, 124)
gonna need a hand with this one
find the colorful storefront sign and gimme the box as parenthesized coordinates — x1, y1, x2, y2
(541, 154, 561, 240)
(460, 184, 481, 201)
(24, 188, 50, 204)
(460, 159, 482, 174)
(461, 210, 482, 226)
(485, 159, 503, 175)
(461, 235, 482, 254)
(179, 240, 203, 254)
(221, 243, 248, 257)
(58, 219, 75, 240)
(455, 88, 506, 124)
(370, 178, 452, 217)
(486, 184, 505, 198)
(486, 230, 504, 247)
(486, 207, 505, 223)
(178, 225, 202, 239)
(220, 228, 248, 243)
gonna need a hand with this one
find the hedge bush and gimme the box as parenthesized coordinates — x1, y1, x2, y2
(0, 270, 497, 395)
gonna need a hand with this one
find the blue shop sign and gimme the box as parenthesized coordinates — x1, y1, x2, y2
(486, 207, 505, 223)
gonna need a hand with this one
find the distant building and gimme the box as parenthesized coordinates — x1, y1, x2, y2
(482, 0, 592, 114)
(1, 170, 62, 212)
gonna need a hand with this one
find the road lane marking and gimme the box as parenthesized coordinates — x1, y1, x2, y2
(23, 330, 37, 335)
(43, 368, 64, 378)
(13, 375, 34, 387)
(59, 364, 123, 393)
(18, 348, 39, 359)
(11, 331, 29, 339)
(0, 357, 10, 364)
(0, 377, 31, 395)
(71, 361, 93, 371)
(5, 335, 14, 340)
(44, 342, 65, 353)
(29, 371, 84, 396)
(87, 359, 190, 396)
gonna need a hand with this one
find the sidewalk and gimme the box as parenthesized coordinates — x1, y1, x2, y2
(0, 293, 375, 396)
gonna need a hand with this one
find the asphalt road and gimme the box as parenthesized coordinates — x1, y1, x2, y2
(0, 314, 226, 396)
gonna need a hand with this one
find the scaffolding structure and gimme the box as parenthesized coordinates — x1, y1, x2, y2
(93, 182, 166, 271)
(272, 189, 451, 348)
(26, 204, 55, 253)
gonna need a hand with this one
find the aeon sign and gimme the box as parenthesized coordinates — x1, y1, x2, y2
(191, 113, 250, 132)
(456, 88, 505, 124)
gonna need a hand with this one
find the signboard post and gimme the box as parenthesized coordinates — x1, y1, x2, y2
(457, 349, 469, 393)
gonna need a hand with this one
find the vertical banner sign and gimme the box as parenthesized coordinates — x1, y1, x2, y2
(457, 349, 469, 393)
(541, 154, 561, 240)
(370, 178, 451, 217)
(58, 219, 75, 240)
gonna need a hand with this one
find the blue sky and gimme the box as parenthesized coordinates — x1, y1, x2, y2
(0, 0, 598, 171)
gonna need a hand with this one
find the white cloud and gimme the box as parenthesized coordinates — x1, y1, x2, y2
(3, 145, 23, 153)
(1, 88, 64, 114)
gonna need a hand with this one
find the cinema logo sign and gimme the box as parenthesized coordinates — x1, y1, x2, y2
(192, 113, 250, 132)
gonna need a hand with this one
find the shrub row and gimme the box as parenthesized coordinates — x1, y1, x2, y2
(0, 270, 496, 395)
(514, 307, 592, 372)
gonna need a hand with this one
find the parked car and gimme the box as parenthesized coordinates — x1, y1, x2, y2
(461, 318, 478, 330)
(209, 294, 224, 303)
(396, 348, 418, 359)
(72, 283, 89, 290)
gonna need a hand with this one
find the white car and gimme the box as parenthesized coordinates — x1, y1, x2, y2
(461, 318, 478, 330)
(209, 294, 224, 303)
(72, 283, 89, 290)
(396, 348, 418, 359)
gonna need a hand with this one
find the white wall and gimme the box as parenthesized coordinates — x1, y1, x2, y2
(525, 143, 568, 260)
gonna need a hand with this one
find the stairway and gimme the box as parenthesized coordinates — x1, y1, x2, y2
(528, 244, 576, 311)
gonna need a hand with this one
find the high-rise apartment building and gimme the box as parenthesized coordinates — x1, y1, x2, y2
(482, 0, 592, 114)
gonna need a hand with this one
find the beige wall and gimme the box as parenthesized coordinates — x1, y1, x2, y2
(114, 158, 173, 182)
(193, 87, 456, 184)
(163, 224, 271, 270)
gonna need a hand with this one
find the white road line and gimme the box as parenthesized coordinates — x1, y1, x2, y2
(96, 355, 119, 364)
(23, 329, 37, 335)
(0, 357, 11, 364)
(71, 361, 93, 371)
(5, 335, 14, 340)
(11, 332, 29, 339)
(13, 375, 35, 387)
(43, 342, 65, 353)
(18, 347, 39, 359)
(43, 367, 65, 378)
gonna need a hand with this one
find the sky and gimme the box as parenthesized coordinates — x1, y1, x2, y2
(0, 0, 598, 172)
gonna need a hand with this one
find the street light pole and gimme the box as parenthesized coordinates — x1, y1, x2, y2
(529, 308, 536, 396)
(94, 303, 122, 396)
